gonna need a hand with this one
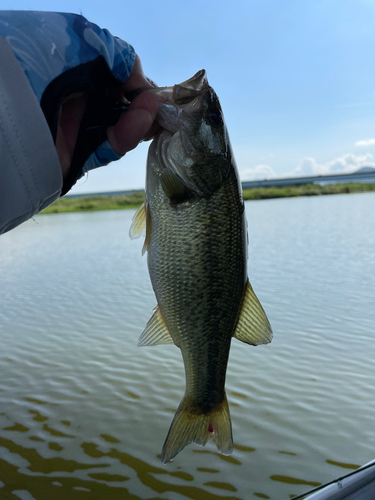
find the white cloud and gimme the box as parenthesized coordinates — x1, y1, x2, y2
(237, 152, 375, 183)
(239, 164, 277, 181)
(289, 153, 374, 177)
(355, 138, 375, 147)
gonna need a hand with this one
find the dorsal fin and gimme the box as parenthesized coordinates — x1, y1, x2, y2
(233, 280, 273, 345)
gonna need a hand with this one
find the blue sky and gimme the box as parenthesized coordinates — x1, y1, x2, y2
(6, 0, 375, 193)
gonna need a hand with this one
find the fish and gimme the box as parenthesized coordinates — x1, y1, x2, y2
(129, 70, 272, 463)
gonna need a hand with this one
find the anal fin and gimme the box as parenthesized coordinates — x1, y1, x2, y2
(138, 306, 175, 347)
(233, 279, 273, 346)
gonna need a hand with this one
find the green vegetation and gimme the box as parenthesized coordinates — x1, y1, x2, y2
(242, 182, 375, 200)
(40, 192, 145, 214)
(40, 182, 375, 215)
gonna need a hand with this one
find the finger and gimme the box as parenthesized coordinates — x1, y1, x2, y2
(107, 91, 159, 155)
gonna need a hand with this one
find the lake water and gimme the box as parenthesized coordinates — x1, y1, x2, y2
(0, 192, 374, 500)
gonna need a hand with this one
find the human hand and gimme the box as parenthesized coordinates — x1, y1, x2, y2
(0, 11, 160, 194)
(56, 55, 159, 182)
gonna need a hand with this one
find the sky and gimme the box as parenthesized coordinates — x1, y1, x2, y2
(5, 0, 375, 194)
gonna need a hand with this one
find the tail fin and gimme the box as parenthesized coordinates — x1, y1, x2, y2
(161, 393, 233, 463)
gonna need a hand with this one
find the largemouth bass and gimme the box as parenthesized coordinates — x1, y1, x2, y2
(130, 70, 272, 463)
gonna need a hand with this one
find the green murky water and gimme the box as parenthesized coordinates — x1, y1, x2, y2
(0, 193, 374, 499)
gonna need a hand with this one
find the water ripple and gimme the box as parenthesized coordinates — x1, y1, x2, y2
(0, 195, 374, 498)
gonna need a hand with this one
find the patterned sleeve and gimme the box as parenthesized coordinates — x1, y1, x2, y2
(0, 11, 135, 103)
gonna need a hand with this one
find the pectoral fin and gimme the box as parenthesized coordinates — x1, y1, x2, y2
(138, 306, 176, 347)
(129, 202, 147, 239)
(129, 201, 151, 255)
(233, 280, 273, 345)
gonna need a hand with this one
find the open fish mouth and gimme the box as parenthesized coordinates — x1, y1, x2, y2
(147, 69, 209, 103)
(146, 70, 210, 134)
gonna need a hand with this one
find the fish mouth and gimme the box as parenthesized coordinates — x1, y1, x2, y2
(146, 70, 210, 134)
(147, 69, 209, 103)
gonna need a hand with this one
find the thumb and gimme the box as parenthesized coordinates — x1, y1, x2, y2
(107, 92, 159, 155)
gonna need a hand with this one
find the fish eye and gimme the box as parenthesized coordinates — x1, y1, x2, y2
(207, 108, 223, 126)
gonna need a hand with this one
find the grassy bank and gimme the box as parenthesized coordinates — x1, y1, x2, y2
(41, 192, 145, 214)
(242, 182, 375, 200)
(40, 182, 375, 214)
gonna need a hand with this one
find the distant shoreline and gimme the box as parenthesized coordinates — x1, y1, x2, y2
(40, 182, 375, 215)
